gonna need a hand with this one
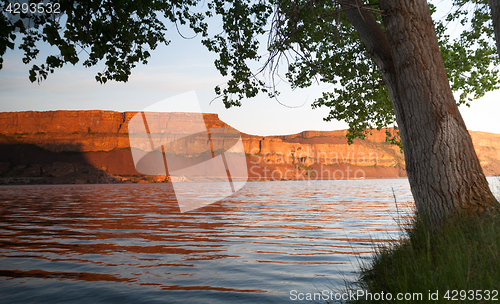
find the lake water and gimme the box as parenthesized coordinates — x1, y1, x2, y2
(0, 178, 498, 303)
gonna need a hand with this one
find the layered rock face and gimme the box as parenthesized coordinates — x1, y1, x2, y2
(0, 111, 231, 152)
(0, 110, 499, 184)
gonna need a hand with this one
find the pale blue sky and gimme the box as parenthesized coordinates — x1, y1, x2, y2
(1, 3, 499, 136)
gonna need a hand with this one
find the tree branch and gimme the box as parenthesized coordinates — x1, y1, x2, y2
(490, 0, 500, 59)
(338, 0, 394, 75)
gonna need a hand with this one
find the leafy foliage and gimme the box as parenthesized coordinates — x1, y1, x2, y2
(1, 0, 208, 83)
(266, 1, 396, 144)
(202, 0, 273, 106)
(435, 0, 500, 105)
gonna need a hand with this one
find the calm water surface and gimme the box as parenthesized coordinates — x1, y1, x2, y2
(1, 179, 498, 303)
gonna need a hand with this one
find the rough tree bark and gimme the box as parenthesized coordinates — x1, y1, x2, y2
(341, 0, 499, 229)
(490, 0, 500, 59)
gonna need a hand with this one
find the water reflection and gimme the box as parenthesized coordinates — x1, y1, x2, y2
(0, 180, 420, 303)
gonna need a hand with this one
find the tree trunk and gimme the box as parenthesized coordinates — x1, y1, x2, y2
(490, 0, 500, 59)
(342, 0, 499, 229)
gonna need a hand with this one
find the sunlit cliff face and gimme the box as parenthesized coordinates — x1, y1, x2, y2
(0, 111, 499, 183)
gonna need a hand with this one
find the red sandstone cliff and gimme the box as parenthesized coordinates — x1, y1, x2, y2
(0, 110, 499, 184)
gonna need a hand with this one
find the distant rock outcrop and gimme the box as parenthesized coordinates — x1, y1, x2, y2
(0, 110, 499, 184)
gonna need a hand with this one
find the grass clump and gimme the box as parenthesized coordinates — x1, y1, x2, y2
(348, 210, 500, 303)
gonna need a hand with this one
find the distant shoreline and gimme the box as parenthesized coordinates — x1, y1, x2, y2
(1, 110, 499, 184)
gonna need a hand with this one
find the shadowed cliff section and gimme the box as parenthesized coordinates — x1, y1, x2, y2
(0, 135, 120, 184)
(0, 110, 499, 184)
